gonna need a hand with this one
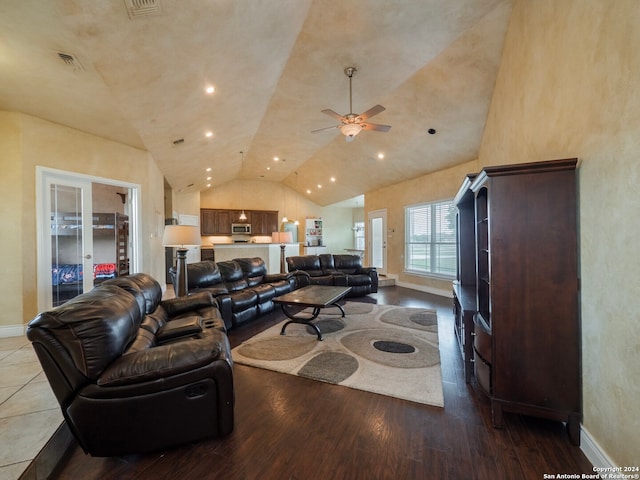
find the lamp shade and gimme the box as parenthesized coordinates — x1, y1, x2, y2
(162, 225, 201, 247)
(272, 231, 293, 244)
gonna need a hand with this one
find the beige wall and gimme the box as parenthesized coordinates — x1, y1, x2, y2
(0, 112, 166, 331)
(0, 112, 24, 334)
(478, 0, 639, 466)
(366, 159, 478, 294)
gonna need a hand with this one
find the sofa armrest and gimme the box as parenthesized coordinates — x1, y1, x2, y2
(263, 272, 289, 283)
(358, 267, 377, 275)
(97, 338, 221, 387)
(160, 291, 216, 317)
(359, 267, 378, 292)
(155, 315, 202, 343)
(287, 270, 310, 288)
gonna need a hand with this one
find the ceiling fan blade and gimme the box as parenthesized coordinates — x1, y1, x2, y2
(321, 109, 346, 122)
(311, 124, 340, 133)
(358, 104, 385, 121)
(361, 123, 391, 132)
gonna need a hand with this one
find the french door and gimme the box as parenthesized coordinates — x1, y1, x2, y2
(37, 167, 139, 310)
(368, 209, 387, 276)
(45, 177, 95, 307)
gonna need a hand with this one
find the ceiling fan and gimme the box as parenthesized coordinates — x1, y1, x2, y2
(312, 67, 391, 142)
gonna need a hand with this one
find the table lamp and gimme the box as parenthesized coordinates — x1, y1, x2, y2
(162, 225, 201, 296)
(272, 231, 293, 273)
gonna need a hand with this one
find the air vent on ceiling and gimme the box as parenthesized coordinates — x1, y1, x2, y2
(56, 52, 85, 71)
(124, 0, 162, 19)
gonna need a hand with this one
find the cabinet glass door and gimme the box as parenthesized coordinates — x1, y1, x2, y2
(475, 186, 491, 331)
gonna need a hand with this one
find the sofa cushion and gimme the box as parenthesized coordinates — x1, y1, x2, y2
(186, 261, 222, 289)
(228, 290, 258, 312)
(319, 254, 336, 273)
(97, 338, 221, 387)
(345, 273, 372, 287)
(99, 274, 162, 316)
(193, 285, 229, 296)
(308, 275, 335, 286)
(235, 257, 268, 287)
(28, 285, 142, 379)
(218, 261, 249, 291)
(332, 254, 362, 274)
(269, 279, 292, 296)
(286, 255, 324, 277)
(251, 283, 276, 302)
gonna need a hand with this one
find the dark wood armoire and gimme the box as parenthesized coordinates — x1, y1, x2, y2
(454, 158, 581, 445)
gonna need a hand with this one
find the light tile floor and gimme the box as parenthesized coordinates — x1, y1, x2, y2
(0, 335, 62, 480)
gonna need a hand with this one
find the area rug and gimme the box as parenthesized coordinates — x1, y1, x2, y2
(231, 302, 444, 407)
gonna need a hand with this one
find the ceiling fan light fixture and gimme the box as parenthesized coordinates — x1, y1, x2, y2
(340, 123, 362, 138)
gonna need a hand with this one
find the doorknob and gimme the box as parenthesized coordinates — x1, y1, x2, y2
(84, 254, 92, 259)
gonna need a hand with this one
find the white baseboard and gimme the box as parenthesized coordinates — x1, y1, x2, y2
(0, 324, 27, 338)
(580, 425, 616, 470)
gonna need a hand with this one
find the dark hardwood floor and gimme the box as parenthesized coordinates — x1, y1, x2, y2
(52, 286, 593, 480)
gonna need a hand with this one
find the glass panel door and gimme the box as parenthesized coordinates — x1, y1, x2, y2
(49, 181, 94, 306)
(368, 209, 387, 275)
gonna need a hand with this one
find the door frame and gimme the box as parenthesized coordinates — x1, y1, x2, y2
(36, 166, 141, 311)
(368, 208, 387, 276)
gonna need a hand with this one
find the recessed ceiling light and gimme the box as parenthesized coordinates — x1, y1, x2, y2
(330, 177, 336, 182)
(205, 131, 213, 138)
(206, 176, 212, 181)
(377, 152, 385, 159)
(317, 184, 322, 189)
(273, 156, 279, 162)
(205, 86, 215, 94)
(306, 189, 311, 194)
(206, 167, 212, 172)
(266, 167, 271, 171)
(206, 184, 211, 188)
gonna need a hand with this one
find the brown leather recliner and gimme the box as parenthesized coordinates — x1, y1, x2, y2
(26, 273, 234, 457)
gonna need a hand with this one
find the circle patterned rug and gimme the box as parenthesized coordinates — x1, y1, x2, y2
(232, 302, 443, 407)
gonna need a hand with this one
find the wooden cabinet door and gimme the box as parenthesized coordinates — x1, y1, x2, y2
(201, 209, 216, 235)
(265, 211, 279, 234)
(201, 209, 232, 235)
(250, 210, 265, 234)
(217, 210, 232, 234)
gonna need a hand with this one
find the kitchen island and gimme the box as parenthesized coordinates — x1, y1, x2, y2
(204, 243, 301, 274)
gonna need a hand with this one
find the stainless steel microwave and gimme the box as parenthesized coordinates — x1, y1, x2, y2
(231, 223, 251, 234)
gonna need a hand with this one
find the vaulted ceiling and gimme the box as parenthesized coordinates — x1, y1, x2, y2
(0, 0, 512, 206)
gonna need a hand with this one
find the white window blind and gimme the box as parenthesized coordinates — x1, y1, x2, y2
(405, 201, 457, 277)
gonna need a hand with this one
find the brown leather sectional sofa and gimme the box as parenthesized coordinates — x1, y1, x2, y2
(286, 254, 378, 296)
(171, 257, 307, 330)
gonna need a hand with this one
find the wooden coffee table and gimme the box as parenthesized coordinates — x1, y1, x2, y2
(274, 285, 352, 341)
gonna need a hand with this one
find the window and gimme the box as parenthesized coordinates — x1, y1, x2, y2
(405, 200, 457, 278)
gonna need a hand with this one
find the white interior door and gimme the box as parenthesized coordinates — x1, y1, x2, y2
(368, 209, 387, 276)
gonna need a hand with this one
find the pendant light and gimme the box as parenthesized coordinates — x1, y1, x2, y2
(294, 171, 299, 226)
(239, 151, 247, 221)
(281, 182, 288, 223)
